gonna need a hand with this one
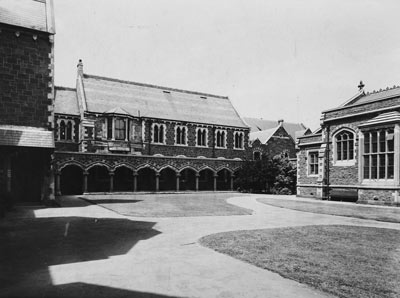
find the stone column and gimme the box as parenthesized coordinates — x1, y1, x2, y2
(155, 172, 160, 192)
(213, 173, 218, 191)
(176, 173, 181, 192)
(83, 171, 88, 193)
(358, 131, 364, 183)
(230, 174, 235, 191)
(133, 171, 138, 192)
(109, 171, 114, 192)
(55, 171, 61, 196)
(195, 173, 200, 191)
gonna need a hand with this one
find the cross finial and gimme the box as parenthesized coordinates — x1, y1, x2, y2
(358, 80, 365, 91)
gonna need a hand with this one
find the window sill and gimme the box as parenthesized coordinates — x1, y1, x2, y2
(307, 174, 319, 177)
(174, 143, 188, 147)
(361, 179, 396, 187)
(233, 147, 245, 151)
(215, 146, 227, 149)
(195, 145, 208, 148)
(333, 160, 356, 167)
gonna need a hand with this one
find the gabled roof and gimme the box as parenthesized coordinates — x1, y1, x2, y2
(243, 117, 307, 140)
(104, 106, 132, 116)
(54, 87, 79, 115)
(347, 86, 400, 106)
(79, 74, 248, 128)
(249, 127, 278, 144)
(0, 0, 55, 34)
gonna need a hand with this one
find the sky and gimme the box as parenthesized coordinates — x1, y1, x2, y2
(53, 0, 400, 131)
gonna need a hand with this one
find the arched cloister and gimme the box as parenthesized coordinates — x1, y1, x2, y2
(198, 168, 215, 191)
(60, 164, 83, 195)
(87, 165, 110, 192)
(114, 166, 134, 192)
(137, 167, 156, 191)
(179, 168, 197, 191)
(159, 167, 177, 191)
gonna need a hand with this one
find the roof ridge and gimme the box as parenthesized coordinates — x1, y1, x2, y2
(83, 74, 229, 99)
(365, 85, 400, 95)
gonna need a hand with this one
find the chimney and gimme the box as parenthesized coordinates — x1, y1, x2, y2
(77, 59, 83, 77)
(278, 119, 284, 126)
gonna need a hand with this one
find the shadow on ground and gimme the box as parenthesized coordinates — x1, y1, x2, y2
(0, 215, 165, 297)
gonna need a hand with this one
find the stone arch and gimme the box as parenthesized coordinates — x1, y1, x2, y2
(198, 165, 217, 175)
(216, 166, 233, 174)
(198, 168, 215, 191)
(179, 167, 197, 191)
(159, 167, 177, 191)
(136, 163, 157, 172)
(114, 166, 134, 192)
(113, 163, 134, 172)
(86, 162, 111, 172)
(60, 164, 83, 195)
(137, 167, 156, 191)
(87, 164, 110, 192)
(58, 161, 85, 172)
(157, 164, 178, 174)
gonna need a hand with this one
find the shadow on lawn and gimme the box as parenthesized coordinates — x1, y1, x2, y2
(0, 215, 166, 298)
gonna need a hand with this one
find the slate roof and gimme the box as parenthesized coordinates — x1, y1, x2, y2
(249, 127, 278, 144)
(54, 87, 79, 115)
(0, 125, 54, 148)
(346, 86, 400, 106)
(0, 0, 55, 33)
(243, 117, 307, 140)
(359, 111, 400, 128)
(79, 74, 248, 128)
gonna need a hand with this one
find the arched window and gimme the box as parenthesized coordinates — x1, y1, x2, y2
(59, 121, 66, 140)
(335, 130, 355, 161)
(176, 126, 186, 145)
(253, 151, 261, 160)
(197, 128, 207, 146)
(234, 131, 244, 149)
(216, 130, 226, 148)
(153, 124, 165, 144)
(66, 121, 73, 140)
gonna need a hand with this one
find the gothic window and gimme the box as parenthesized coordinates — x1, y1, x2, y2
(253, 151, 261, 160)
(308, 151, 319, 176)
(234, 131, 244, 149)
(59, 121, 66, 140)
(335, 130, 354, 161)
(66, 122, 72, 140)
(216, 130, 226, 148)
(153, 123, 165, 144)
(363, 129, 394, 180)
(176, 126, 187, 145)
(197, 128, 207, 146)
(59, 120, 73, 141)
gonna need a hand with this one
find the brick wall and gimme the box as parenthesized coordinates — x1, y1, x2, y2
(0, 26, 53, 128)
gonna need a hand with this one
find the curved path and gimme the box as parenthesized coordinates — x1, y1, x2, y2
(8, 195, 400, 298)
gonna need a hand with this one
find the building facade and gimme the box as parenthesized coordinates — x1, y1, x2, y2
(297, 82, 400, 206)
(53, 61, 250, 194)
(244, 118, 309, 160)
(0, 0, 56, 203)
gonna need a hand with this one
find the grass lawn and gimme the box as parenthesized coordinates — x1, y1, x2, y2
(258, 197, 400, 223)
(200, 225, 400, 298)
(81, 192, 252, 217)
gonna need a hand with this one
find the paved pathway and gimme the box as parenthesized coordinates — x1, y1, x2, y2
(4, 194, 400, 298)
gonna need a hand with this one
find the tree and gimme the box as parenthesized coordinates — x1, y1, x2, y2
(234, 154, 296, 194)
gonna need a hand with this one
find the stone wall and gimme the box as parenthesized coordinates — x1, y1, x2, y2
(0, 25, 53, 129)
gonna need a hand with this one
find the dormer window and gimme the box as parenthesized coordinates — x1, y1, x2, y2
(115, 118, 126, 140)
(153, 123, 166, 144)
(234, 131, 244, 149)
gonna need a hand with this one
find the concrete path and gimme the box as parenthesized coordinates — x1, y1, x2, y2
(4, 194, 400, 298)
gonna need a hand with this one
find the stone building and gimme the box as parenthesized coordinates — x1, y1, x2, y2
(53, 61, 250, 194)
(0, 0, 56, 203)
(297, 81, 400, 206)
(244, 117, 309, 160)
